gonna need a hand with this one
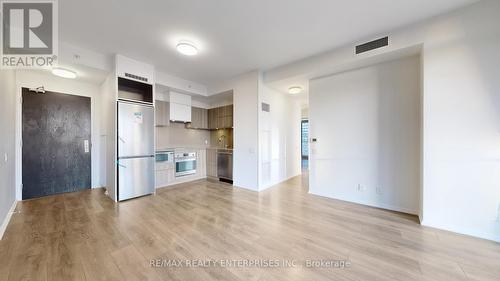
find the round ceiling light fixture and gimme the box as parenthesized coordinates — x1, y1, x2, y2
(176, 41, 198, 56)
(52, 67, 77, 79)
(288, 86, 303, 94)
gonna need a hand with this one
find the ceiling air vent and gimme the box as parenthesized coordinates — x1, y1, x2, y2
(125, 72, 148, 83)
(355, 36, 388, 54)
(261, 103, 270, 112)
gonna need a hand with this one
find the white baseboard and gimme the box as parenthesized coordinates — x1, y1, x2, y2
(421, 219, 500, 243)
(308, 190, 419, 215)
(0, 200, 17, 240)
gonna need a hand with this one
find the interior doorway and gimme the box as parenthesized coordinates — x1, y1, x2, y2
(22, 87, 92, 200)
(301, 119, 309, 170)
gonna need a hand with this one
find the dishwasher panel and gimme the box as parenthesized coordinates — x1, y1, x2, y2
(217, 151, 233, 180)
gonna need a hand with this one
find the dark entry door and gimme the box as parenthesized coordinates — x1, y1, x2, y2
(22, 88, 91, 200)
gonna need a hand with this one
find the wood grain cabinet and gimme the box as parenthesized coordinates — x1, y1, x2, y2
(208, 108, 217, 129)
(206, 149, 218, 178)
(155, 101, 170, 127)
(189, 107, 208, 129)
(208, 104, 233, 129)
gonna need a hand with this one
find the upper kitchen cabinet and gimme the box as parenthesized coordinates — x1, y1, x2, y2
(208, 104, 233, 129)
(218, 104, 233, 129)
(169, 92, 192, 123)
(118, 77, 153, 104)
(208, 107, 217, 129)
(188, 107, 208, 129)
(155, 101, 170, 127)
(116, 54, 155, 85)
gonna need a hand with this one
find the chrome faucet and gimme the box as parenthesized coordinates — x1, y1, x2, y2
(218, 135, 228, 148)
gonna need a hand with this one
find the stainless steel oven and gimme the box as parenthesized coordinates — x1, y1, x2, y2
(156, 150, 174, 164)
(174, 152, 197, 177)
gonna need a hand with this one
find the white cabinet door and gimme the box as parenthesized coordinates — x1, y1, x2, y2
(170, 103, 192, 122)
(156, 170, 167, 188)
(167, 168, 175, 183)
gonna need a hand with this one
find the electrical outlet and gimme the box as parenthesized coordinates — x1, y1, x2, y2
(376, 186, 382, 195)
(357, 184, 366, 192)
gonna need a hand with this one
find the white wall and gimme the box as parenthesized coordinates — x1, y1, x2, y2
(100, 73, 117, 201)
(267, 0, 500, 241)
(420, 3, 500, 241)
(259, 85, 302, 190)
(301, 107, 309, 119)
(309, 56, 421, 214)
(15, 71, 104, 200)
(0, 70, 17, 239)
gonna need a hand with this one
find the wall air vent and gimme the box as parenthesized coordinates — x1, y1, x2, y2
(261, 103, 270, 112)
(125, 72, 148, 83)
(355, 37, 389, 54)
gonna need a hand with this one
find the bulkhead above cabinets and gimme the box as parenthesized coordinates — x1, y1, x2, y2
(116, 54, 155, 105)
(116, 54, 155, 85)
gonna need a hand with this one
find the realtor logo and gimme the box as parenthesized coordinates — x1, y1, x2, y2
(1, 0, 58, 68)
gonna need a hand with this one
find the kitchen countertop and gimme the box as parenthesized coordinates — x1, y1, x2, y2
(156, 146, 233, 152)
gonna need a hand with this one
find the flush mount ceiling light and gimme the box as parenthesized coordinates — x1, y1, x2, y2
(52, 68, 77, 79)
(288, 86, 303, 94)
(176, 41, 198, 56)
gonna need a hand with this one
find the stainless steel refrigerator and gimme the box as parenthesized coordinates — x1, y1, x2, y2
(117, 101, 155, 201)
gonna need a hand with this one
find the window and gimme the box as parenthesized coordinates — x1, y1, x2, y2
(301, 120, 309, 159)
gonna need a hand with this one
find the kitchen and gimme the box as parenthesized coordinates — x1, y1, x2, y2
(154, 88, 234, 189)
(102, 54, 238, 202)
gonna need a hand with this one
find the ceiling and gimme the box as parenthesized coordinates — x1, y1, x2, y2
(267, 44, 423, 98)
(59, 0, 478, 86)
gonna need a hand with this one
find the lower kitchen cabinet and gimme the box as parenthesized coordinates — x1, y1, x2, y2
(206, 149, 218, 178)
(196, 149, 207, 177)
(156, 149, 208, 188)
(155, 168, 174, 188)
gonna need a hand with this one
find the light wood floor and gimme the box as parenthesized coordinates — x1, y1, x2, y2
(1, 174, 499, 281)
